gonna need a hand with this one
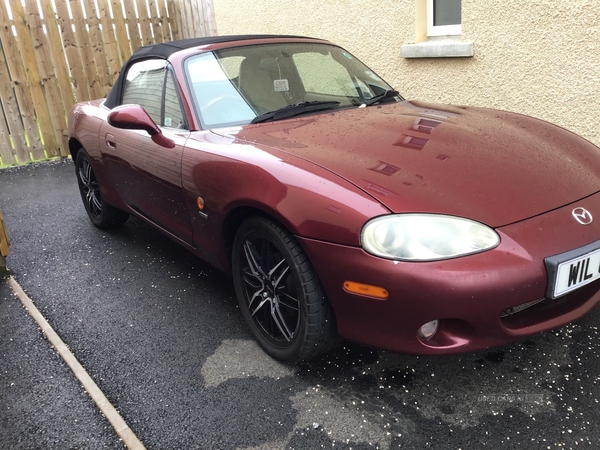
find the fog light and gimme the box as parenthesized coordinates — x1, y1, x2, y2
(418, 320, 439, 340)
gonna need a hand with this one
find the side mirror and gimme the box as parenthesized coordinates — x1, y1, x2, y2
(107, 104, 175, 148)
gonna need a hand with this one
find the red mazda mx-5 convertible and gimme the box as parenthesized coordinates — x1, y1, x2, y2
(68, 35, 600, 361)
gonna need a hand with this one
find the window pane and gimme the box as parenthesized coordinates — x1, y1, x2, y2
(185, 43, 394, 128)
(433, 0, 461, 26)
(164, 72, 184, 128)
(123, 59, 167, 124)
(186, 52, 255, 127)
(293, 52, 355, 97)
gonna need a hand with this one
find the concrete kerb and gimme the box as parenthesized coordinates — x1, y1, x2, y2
(7, 276, 147, 450)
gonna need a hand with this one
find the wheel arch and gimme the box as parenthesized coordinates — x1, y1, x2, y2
(69, 137, 127, 211)
(69, 137, 83, 161)
(229, 211, 340, 361)
(221, 205, 295, 269)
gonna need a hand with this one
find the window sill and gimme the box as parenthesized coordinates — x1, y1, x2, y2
(401, 36, 474, 59)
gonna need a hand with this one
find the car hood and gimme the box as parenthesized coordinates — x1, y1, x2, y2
(212, 101, 600, 227)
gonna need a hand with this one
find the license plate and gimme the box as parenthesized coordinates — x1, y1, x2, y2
(546, 242, 600, 299)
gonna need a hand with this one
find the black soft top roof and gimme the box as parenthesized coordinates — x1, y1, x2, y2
(104, 34, 321, 109)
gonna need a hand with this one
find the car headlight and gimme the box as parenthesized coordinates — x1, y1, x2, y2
(361, 214, 500, 261)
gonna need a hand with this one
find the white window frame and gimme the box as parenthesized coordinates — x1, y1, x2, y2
(427, 0, 462, 36)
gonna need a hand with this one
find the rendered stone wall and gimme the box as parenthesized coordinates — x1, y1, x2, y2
(213, 0, 600, 146)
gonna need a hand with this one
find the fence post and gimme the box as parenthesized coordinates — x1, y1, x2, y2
(0, 209, 10, 276)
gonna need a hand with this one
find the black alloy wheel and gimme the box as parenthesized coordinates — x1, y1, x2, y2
(75, 150, 128, 228)
(232, 216, 337, 362)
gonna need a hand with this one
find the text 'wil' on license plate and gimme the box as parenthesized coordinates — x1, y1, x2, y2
(554, 248, 600, 297)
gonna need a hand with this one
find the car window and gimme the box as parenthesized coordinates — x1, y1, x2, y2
(186, 52, 256, 128)
(292, 52, 356, 97)
(122, 59, 185, 129)
(164, 71, 185, 128)
(123, 59, 166, 124)
(184, 43, 396, 129)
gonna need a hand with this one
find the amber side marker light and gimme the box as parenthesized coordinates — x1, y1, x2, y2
(196, 197, 209, 219)
(343, 281, 389, 300)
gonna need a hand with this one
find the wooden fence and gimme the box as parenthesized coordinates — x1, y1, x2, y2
(0, 0, 215, 167)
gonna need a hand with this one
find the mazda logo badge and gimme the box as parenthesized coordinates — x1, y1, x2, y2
(572, 207, 593, 225)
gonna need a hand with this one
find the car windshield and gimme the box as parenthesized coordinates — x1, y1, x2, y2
(185, 42, 399, 129)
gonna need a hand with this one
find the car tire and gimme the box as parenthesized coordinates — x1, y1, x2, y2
(75, 150, 129, 228)
(232, 216, 337, 362)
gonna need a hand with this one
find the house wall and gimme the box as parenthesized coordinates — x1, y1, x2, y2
(213, 0, 600, 146)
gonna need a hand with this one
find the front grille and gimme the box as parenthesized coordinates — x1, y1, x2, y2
(500, 298, 545, 318)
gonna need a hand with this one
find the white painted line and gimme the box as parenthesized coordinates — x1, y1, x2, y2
(7, 276, 146, 450)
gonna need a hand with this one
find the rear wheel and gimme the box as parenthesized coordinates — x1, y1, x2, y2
(232, 216, 337, 362)
(75, 150, 128, 228)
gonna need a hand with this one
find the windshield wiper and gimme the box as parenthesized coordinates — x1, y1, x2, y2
(250, 101, 340, 124)
(359, 89, 401, 107)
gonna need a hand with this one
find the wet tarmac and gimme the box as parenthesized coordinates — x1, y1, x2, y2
(1, 159, 599, 449)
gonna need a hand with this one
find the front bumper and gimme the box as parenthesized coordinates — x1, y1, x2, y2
(298, 192, 600, 355)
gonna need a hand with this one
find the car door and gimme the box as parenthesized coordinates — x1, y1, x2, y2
(100, 59, 193, 246)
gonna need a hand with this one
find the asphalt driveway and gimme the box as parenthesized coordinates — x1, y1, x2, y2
(1, 159, 599, 449)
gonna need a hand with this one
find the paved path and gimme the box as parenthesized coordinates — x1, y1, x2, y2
(1, 159, 600, 449)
